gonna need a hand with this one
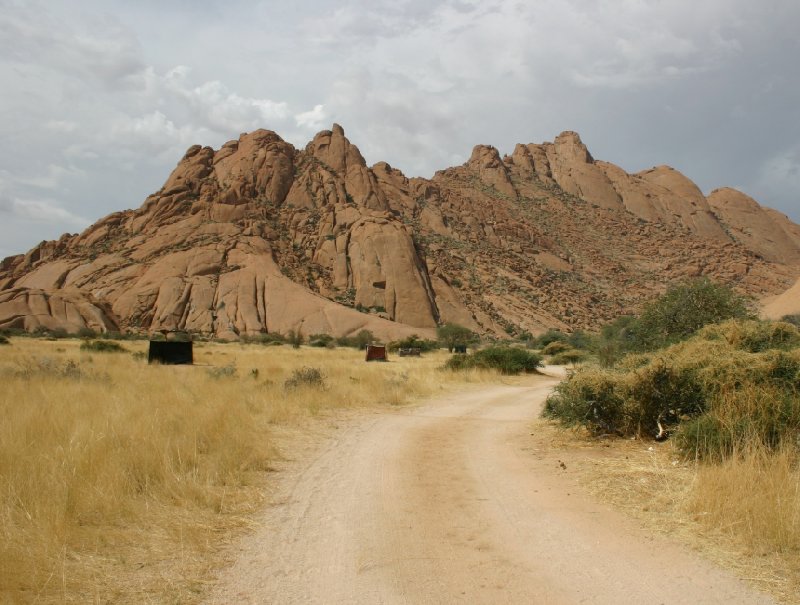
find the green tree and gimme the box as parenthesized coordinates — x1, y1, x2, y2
(629, 278, 751, 351)
(437, 323, 477, 352)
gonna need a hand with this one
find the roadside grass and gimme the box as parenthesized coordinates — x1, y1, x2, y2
(0, 338, 488, 604)
(546, 430, 800, 603)
(540, 319, 800, 602)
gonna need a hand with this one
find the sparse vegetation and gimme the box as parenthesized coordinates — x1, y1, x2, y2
(445, 345, 542, 374)
(0, 335, 9, 345)
(79, 339, 126, 353)
(0, 338, 489, 603)
(284, 366, 325, 389)
(388, 334, 439, 353)
(336, 329, 376, 349)
(548, 348, 588, 365)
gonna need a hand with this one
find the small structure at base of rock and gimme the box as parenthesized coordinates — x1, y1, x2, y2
(365, 344, 388, 362)
(148, 341, 193, 365)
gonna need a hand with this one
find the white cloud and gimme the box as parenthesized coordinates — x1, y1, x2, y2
(0, 194, 88, 227)
(295, 104, 326, 129)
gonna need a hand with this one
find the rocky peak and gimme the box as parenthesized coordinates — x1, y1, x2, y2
(466, 144, 517, 198)
(553, 131, 594, 164)
(1, 125, 797, 340)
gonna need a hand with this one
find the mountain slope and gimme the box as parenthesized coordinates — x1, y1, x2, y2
(1, 125, 797, 339)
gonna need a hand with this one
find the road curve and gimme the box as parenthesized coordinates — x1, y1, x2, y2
(207, 375, 776, 604)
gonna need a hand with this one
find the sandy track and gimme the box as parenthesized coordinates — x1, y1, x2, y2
(207, 375, 775, 604)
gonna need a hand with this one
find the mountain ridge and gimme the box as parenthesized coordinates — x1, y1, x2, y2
(1, 125, 798, 339)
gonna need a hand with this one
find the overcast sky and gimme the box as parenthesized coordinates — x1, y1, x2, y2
(1, 0, 799, 259)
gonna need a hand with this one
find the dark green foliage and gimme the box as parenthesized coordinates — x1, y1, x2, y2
(0, 334, 9, 345)
(308, 334, 335, 348)
(76, 327, 97, 339)
(241, 332, 286, 346)
(628, 278, 751, 351)
(543, 318, 800, 461)
(336, 329, 376, 349)
(543, 369, 625, 435)
(80, 340, 126, 353)
(542, 341, 570, 355)
(437, 323, 478, 352)
(566, 330, 594, 350)
(626, 359, 705, 436)
(536, 329, 568, 347)
(781, 314, 800, 327)
(388, 335, 439, 352)
(284, 366, 326, 389)
(445, 346, 542, 375)
(548, 349, 588, 365)
(286, 330, 304, 349)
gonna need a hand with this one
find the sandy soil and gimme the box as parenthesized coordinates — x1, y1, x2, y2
(206, 372, 776, 604)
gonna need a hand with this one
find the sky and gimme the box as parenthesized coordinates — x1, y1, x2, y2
(1, 0, 799, 259)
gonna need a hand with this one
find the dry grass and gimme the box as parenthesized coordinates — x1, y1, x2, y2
(0, 338, 486, 604)
(542, 424, 800, 603)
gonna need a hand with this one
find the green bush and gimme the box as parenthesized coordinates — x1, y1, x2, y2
(699, 319, 800, 352)
(308, 334, 335, 348)
(388, 335, 439, 353)
(80, 340, 126, 353)
(536, 329, 568, 348)
(286, 330, 304, 349)
(543, 318, 800, 460)
(0, 334, 9, 345)
(548, 349, 588, 365)
(543, 368, 625, 435)
(445, 346, 541, 375)
(437, 323, 478, 352)
(336, 329, 375, 349)
(628, 278, 751, 351)
(781, 314, 800, 327)
(542, 341, 570, 355)
(241, 332, 286, 346)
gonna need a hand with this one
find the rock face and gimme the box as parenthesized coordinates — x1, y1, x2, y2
(1, 126, 798, 338)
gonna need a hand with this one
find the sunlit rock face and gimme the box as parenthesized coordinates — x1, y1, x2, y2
(1, 126, 797, 338)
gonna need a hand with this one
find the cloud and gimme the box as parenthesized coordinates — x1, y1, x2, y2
(0, 194, 88, 227)
(756, 147, 800, 211)
(295, 104, 326, 129)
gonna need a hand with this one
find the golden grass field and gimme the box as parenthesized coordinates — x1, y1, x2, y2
(2, 336, 798, 603)
(0, 338, 493, 604)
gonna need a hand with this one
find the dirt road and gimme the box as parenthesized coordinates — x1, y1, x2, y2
(207, 374, 776, 604)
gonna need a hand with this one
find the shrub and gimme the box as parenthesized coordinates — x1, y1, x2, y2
(445, 346, 541, 375)
(548, 349, 588, 365)
(781, 314, 800, 327)
(629, 278, 751, 351)
(336, 329, 375, 349)
(286, 330, 304, 349)
(543, 318, 800, 459)
(543, 368, 625, 435)
(437, 323, 478, 352)
(699, 319, 800, 353)
(308, 333, 335, 348)
(542, 341, 570, 355)
(388, 335, 439, 353)
(536, 329, 568, 347)
(241, 332, 286, 346)
(76, 327, 97, 338)
(207, 364, 236, 379)
(0, 334, 9, 345)
(80, 340, 126, 353)
(284, 366, 326, 389)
